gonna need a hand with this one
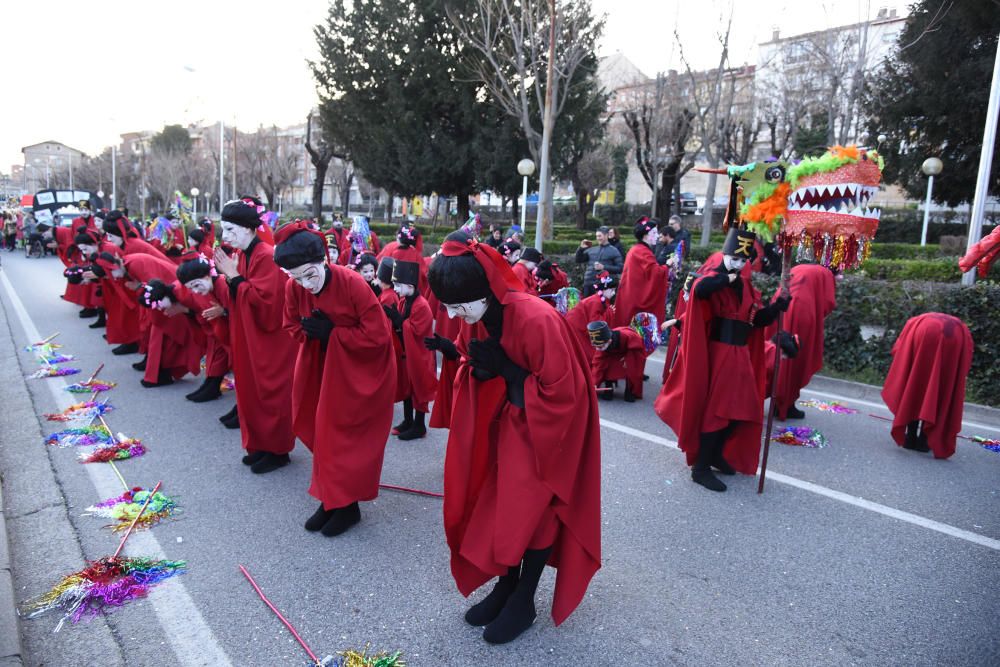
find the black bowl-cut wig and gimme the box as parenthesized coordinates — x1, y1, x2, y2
(427, 231, 493, 304)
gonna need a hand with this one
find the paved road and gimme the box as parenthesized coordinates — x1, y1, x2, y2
(1, 250, 998, 667)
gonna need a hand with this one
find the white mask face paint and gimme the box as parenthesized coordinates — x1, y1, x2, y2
(221, 221, 255, 250)
(507, 249, 521, 264)
(78, 244, 97, 257)
(723, 255, 746, 273)
(188, 237, 198, 248)
(285, 261, 327, 294)
(94, 218, 104, 230)
(333, 220, 343, 229)
(521, 260, 536, 271)
(602, 288, 616, 301)
(644, 228, 659, 246)
(359, 265, 376, 282)
(327, 246, 339, 263)
(106, 233, 123, 247)
(185, 277, 213, 295)
(445, 298, 489, 324)
(393, 283, 414, 298)
(111, 267, 125, 279)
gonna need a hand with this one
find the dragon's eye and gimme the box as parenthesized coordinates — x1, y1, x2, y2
(765, 165, 786, 183)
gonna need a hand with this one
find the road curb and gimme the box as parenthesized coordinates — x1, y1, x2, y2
(809, 374, 1000, 426)
(0, 309, 25, 667)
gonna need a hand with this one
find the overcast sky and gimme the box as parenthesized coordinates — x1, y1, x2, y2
(4, 0, 903, 174)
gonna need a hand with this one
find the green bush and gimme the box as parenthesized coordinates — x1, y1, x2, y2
(854, 258, 963, 282)
(869, 243, 949, 260)
(872, 208, 995, 244)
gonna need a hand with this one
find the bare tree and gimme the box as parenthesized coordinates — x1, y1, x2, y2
(239, 126, 299, 210)
(304, 109, 342, 222)
(447, 0, 603, 243)
(327, 157, 356, 217)
(569, 141, 613, 229)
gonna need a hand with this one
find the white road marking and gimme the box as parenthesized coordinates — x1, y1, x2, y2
(599, 417, 1000, 552)
(1, 270, 233, 667)
(645, 353, 1000, 434)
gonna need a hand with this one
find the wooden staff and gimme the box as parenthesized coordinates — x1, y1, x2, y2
(758, 245, 793, 494)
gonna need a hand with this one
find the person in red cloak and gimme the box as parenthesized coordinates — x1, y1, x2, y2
(339, 215, 381, 266)
(187, 227, 215, 259)
(654, 228, 790, 492)
(70, 228, 109, 328)
(275, 223, 395, 536)
(511, 247, 541, 293)
(765, 263, 837, 420)
(424, 251, 463, 430)
(103, 212, 170, 261)
(661, 272, 699, 384)
(427, 230, 601, 645)
(172, 253, 232, 403)
(122, 254, 205, 387)
(380, 223, 429, 296)
(614, 217, 670, 327)
(53, 224, 96, 314)
(212, 197, 297, 474)
(534, 259, 569, 303)
(587, 320, 648, 402)
(323, 230, 342, 265)
(88, 240, 141, 356)
(881, 313, 973, 459)
(380, 259, 437, 440)
(326, 214, 348, 250)
(564, 271, 616, 365)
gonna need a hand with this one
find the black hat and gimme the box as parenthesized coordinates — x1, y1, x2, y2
(273, 230, 326, 269)
(520, 247, 542, 264)
(377, 256, 395, 284)
(594, 271, 617, 291)
(428, 231, 492, 304)
(78, 200, 91, 211)
(221, 198, 263, 229)
(722, 227, 756, 259)
(634, 216, 659, 241)
(499, 240, 521, 260)
(177, 256, 213, 284)
(397, 224, 419, 248)
(188, 228, 206, 244)
(535, 259, 554, 281)
(391, 259, 420, 287)
(74, 232, 98, 247)
(587, 320, 612, 346)
(139, 279, 175, 309)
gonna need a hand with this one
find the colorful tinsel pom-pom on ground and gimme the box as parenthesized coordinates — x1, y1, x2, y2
(19, 556, 186, 631)
(36, 353, 74, 364)
(972, 436, 1000, 454)
(45, 426, 114, 448)
(327, 646, 406, 667)
(27, 367, 81, 379)
(44, 401, 114, 423)
(65, 380, 117, 393)
(78, 439, 146, 463)
(85, 487, 180, 532)
(773, 427, 828, 448)
(798, 399, 858, 415)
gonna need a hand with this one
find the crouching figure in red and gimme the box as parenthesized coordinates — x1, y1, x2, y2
(428, 231, 601, 645)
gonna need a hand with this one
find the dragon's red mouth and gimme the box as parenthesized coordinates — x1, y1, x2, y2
(787, 183, 880, 221)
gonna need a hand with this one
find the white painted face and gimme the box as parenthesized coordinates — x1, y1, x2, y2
(601, 287, 617, 301)
(445, 298, 489, 324)
(221, 221, 255, 250)
(393, 283, 415, 298)
(187, 237, 199, 248)
(643, 228, 659, 246)
(507, 249, 522, 265)
(111, 266, 125, 279)
(185, 277, 213, 295)
(285, 261, 327, 294)
(105, 233, 123, 247)
(723, 255, 746, 273)
(94, 218, 104, 230)
(327, 246, 340, 263)
(521, 260, 537, 271)
(332, 219, 343, 229)
(358, 264, 376, 282)
(593, 339, 612, 351)
(78, 244, 98, 257)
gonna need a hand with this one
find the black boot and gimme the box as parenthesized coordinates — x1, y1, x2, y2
(320, 502, 361, 536)
(219, 404, 238, 423)
(132, 356, 148, 371)
(241, 450, 266, 466)
(785, 405, 806, 419)
(187, 376, 223, 402)
(88, 310, 106, 328)
(692, 432, 727, 492)
(903, 421, 930, 452)
(223, 408, 241, 430)
(112, 342, 139, 355)
(483, 546, 552, 644)
(465, 566, 520, 626)
(392, 399, 414, 435)
(79, 307, 98, 318)
(305, 502, 336, 531)
(598, 380, 614, 401)
(250, 452, 290, 474)
(398, 410, 427, 441)
(623, 383, 638, 403)
(140, 369, 174, 388)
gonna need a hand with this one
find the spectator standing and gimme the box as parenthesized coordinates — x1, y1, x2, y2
(575, 226, 623, 296)
(605, 227, 624, 255)
(668, 215, 691, 259)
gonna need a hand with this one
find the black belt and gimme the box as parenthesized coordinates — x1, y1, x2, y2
(710, 318, 751, 346)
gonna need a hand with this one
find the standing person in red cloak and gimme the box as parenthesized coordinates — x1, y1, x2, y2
(212, 198, 297, 474)
(511, 246, 541, 293)
(564, 272, 616, 365)
(172, 254, 231, 403)
(654, 228, 790, 492)
(765, 263, 837, 420)
(382, 223, 429, 296)
(881, 313, 973, 459)
(614, 217, 670, 327)
(382, 260, 436, 441)
(427, 230, 601, 645)
(587, 320, 649, 402)
(275, 223, 395, 536)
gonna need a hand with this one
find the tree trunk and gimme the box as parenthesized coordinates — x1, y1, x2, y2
(700, 170, 718, 247)
(311, 163, 328, 222)
(511, 198, 519, 228)
(386, 191, 394, 224)
(457, 192, 470, 224)
(340, 172, 354, 217)
(658, 169, 675, 221)
(575, 190, 589, 230)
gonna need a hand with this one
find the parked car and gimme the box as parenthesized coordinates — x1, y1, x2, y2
(673, 191, 698, 215)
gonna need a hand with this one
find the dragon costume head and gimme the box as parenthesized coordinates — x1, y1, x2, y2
(727, 145, 884, 270)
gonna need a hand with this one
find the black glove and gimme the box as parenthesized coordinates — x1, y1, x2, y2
(753, 293, 792, 328)
(424, 334, 458, 360)
(468, 338, 529, 408)
(301, 309, 334, 342)
(775, 331, 799, 358)
(383, 305, 404, 330)
(693, 267, 733, 299)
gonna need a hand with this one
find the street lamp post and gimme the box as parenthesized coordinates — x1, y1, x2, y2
(191, 187, 200, 220)
(920, 157, 943, 246)
(517, 158, 535, 234)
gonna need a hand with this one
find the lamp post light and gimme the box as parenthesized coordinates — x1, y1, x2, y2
(517, 158, 535, 233)
(920, 157, 943, 246)
(190, 187, 200, 220)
